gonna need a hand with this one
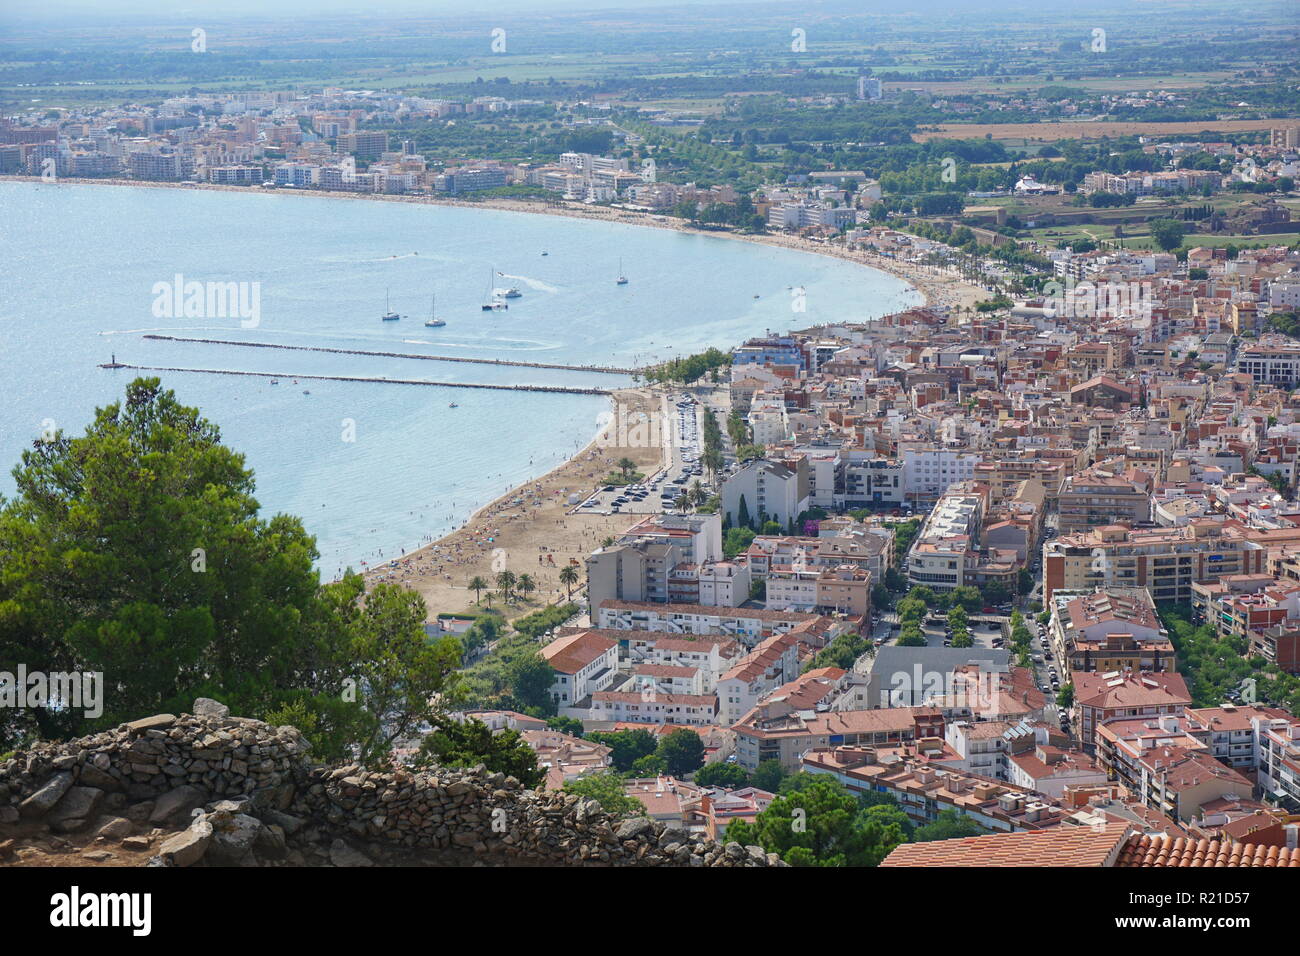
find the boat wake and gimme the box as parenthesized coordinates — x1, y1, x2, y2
(495, 272, 559, 293)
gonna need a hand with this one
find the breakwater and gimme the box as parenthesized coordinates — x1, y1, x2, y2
(99, 362, 614, 396)
(141, 334, 640, 375)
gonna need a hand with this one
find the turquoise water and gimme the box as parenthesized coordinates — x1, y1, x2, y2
(0, 181, 920, 575)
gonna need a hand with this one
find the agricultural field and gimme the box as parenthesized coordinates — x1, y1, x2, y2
(912, 118, 1287, 143)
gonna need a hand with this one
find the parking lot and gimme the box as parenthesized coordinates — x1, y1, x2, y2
(574, 393, 714, 518)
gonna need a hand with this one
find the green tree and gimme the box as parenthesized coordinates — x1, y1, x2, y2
(588, 728, 658, 772)
(695, 762, 750, 788)
(725, 774, 907, 866)
(564, 770, 645, 815)
(736, 494, 753, 530)
(750, 759, 787, 793)
(631, 753, 668, 776)
(656, 728, 705, 776)
(0, 378, 335, 744)
(915, 809, 986, 842)
(341, 580, 465, 768)
(723, 526, 756, 558)
(1149, 217, 1188, 252)
(416, 716, 544, 788)
(1057, 682, 1075, 707)
(547, 715, 584, 736)
(467, 575, 489, 603)
(506, 651, 555, 712)
(558, 564, 580, 600)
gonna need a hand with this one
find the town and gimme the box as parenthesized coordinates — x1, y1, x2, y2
(2, 0, 1299, 889)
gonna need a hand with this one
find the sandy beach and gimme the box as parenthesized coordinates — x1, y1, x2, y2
(6, 174, 986, 619)
(358, 386, 666, 620)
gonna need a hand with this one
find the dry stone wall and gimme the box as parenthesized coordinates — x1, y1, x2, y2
(0, 701, 783, 868)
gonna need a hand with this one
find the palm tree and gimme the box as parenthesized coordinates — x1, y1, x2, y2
(468, 575, 488, 604)
(688, 480, 706, 507)
(517, 573, 536, 602)
(616, 456, 637, 480)
(673, 492, 689, 513)
(495, 570, 517, 603)
(558, 564, 580, 600)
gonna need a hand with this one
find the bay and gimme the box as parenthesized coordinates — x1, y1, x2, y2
(0, 180, 920, 574)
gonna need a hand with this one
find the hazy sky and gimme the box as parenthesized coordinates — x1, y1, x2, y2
(4, 0, 760, 18)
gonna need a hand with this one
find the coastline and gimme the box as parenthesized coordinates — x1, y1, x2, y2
(359, 386, 666, 621)
(3, 174, 984, 618)
(0, 175, 987, 312)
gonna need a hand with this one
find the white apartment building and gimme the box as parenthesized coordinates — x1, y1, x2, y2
(698, 561, 752, 607)
(722, 458, 809, 531)
(596, 599, 819, 645)
(902, 448, 983, 500)
(715, 631, 802, 727)
(907, 490, 983, 590)
(540, 631, 621, 711)
(589, 690, 717, 727)
(625, 632, 742, 693)
(765, 567, 821, 611)
(1235, 341, 1300, 389)
(1269, 281, 1300, 310)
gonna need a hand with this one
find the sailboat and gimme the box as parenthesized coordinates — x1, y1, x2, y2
(616, 258, 628, 285)
(424, 293, 446, 328)
(482, 268, 508, 311)
(381, 289, 401, 321)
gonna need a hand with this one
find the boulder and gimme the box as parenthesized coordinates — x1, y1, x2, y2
(615, 816, 655, 841)
(158, 819, 212, 867)
(329, 838, 374, 867)
(149, 785, 208, 825)
(95, 816, 133, 841)
(193, 697, 230, 718)
(124, 714, 176, 735)
(206, 813, 263, 865)
(18, 771, 73, 817)
(46, 786, 104, 832)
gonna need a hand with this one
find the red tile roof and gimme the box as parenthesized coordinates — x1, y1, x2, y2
(880, 823, 1131, 867)
(1117, 833, 1300, 867)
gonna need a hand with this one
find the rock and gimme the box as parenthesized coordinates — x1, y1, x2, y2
(124, 714, 176, 735)
(328, 838, 373, 867)
(262, 809, 306, 836)
(46, 786, 104, 832)
(18, 771, 73, 816)
(206, 813, 263, 865)
(193, 697, 230, 718)
(208, 798, 251, 815)
(121, 836, 152, 851)
(615, 817, 655, 841)
(77, 764, 122, 792)
(149, 784, 208, 825)
(254, 824, 287, 860)
(158, 820, 212, 867)
(0, 807, 20, 825)
(82, 849, 113, 862)
(95, 817, 133, 841)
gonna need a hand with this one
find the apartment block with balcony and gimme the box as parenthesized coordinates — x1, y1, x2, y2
(1043, 521, 1263, 604)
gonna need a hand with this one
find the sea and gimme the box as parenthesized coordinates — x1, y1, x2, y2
(0, 180, 920, 575)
